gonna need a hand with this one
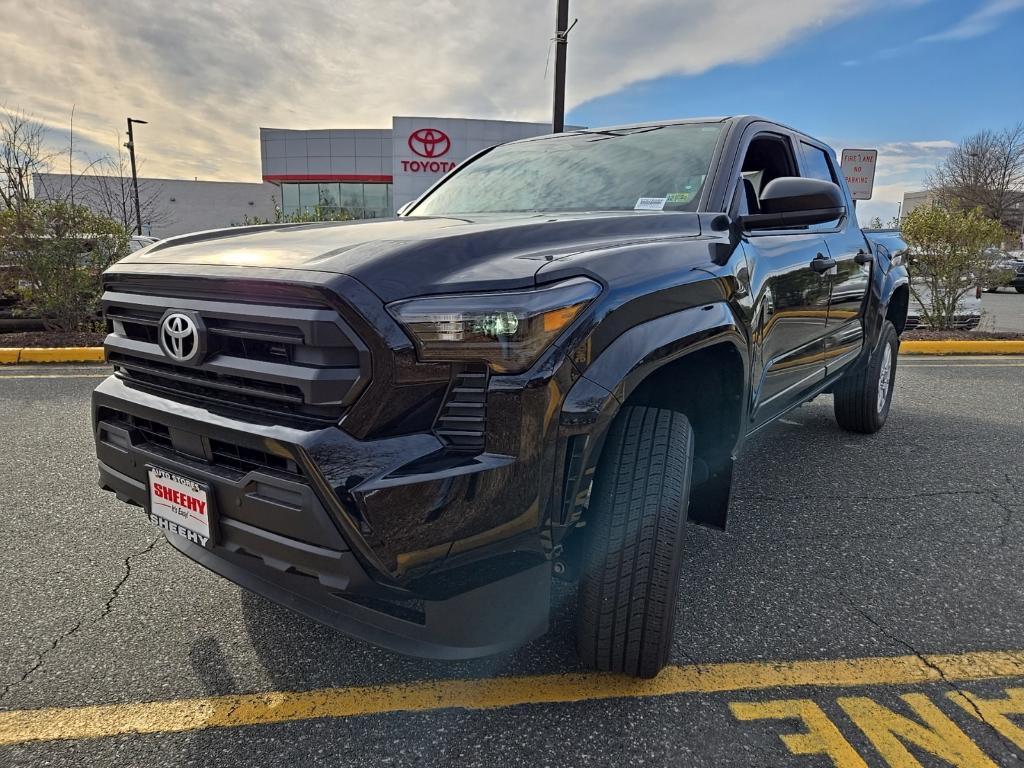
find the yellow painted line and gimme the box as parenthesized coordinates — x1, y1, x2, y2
(2, 649, 1024, 747)
(901, 340, 1024, 355)
(1, 340, 1022, 366)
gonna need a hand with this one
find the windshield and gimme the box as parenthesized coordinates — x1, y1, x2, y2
(411, 123, 723, 216)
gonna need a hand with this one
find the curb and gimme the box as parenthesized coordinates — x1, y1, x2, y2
(0, 347, 106, 364)
(2, 341, 1024, 366)
(900, 340, 1024, 355)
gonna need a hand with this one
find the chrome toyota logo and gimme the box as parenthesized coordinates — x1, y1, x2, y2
(159, 312, 204, 364)
(408, 128, 451, 158)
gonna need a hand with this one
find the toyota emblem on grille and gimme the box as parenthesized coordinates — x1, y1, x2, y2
(159, 311, 205, 365)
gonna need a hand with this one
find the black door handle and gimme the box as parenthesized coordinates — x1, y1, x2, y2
(810, 254, 837, 273)
(854, 249, 873, 265)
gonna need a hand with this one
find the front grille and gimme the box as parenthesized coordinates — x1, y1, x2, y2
(120, 412, 173, 451)
(434, 368, 488, 452)
(208, 438, 299, 476)
(99, 407, 302, 479)
(102, 277, 368, 425)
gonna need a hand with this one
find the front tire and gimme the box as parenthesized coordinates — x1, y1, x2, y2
(575, 406, 693, 678)
(833, 320, 899, 433)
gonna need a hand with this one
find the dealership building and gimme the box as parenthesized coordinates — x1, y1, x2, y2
(260, 116, 557, 219)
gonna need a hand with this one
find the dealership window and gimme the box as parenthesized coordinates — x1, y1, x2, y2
(280, 182, 393, 219)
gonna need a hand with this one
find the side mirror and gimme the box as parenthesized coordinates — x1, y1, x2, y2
(742, 177, 845, 230)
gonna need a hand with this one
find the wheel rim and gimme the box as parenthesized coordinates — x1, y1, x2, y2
(877, 343, 893, 413)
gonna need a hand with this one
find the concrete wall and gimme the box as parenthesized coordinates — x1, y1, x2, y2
(33, 173, 278, 238)
(901, 190, 935, 221)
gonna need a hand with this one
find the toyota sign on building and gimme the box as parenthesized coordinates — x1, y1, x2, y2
(260, 116, 562, 218)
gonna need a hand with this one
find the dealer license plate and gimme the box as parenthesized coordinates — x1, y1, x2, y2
(147, 466, 214, 548)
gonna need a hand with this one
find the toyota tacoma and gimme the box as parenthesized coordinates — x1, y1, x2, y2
(93, 116, 909, 677)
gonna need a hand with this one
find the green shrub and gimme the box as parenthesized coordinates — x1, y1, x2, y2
(899, 205, 1004, 330)
(0, 200, 129, 331)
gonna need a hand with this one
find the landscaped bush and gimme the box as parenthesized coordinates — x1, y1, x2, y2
(900, 205, 1004, 330)
(0, 200, 129, 331)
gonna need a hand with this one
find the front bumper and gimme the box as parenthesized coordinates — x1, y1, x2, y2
(93, 376, 551, 660)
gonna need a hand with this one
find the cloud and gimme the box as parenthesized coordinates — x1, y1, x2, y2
(0, 0, 884, 181)
(920, 0, 1024, 42)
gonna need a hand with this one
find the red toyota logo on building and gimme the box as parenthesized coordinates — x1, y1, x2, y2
(408, 128, 451, 158)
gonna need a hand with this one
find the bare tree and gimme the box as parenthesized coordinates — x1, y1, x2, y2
(0, 106, 58, 209)
(77, 140, 171, 233)
(927, 123, 1024, 234)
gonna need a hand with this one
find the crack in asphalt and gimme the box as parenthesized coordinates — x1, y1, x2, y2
(98, 536, 161, 622)
(0, 620, 83, 703)
(841, 590, 1021, 762)
(0, 535, 162, 703)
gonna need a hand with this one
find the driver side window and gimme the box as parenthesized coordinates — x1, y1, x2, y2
(733, 133, 798, 217)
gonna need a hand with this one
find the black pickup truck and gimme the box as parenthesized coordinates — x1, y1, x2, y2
(93, 116, 909, 678)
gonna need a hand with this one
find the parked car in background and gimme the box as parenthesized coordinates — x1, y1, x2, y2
(906, 279, 981, 330)
(1005, 250, 1024, 293)
(129, 236, 160, 253)
(982, 248, 1024, 293)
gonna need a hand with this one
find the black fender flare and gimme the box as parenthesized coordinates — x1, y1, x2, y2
(860, 265, 910, 365)
(554, 302, 749, 534)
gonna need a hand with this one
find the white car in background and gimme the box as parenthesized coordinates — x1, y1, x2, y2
(129, 235, 159, 253)
(906, 280, 982, 330)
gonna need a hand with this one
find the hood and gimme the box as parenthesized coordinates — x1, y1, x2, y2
(118, 213, 703, 301)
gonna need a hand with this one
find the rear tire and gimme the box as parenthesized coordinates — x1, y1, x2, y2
(575, 405, 693, 678)
(833, 320, 899, 433)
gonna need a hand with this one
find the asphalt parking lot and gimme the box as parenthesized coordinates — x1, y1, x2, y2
(1, 357, 1023, 767)
(981, 290, 1024, 333)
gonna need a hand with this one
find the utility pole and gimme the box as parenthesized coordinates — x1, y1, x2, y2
(125, 117, 147, 235)
(552, 0, 573, 133)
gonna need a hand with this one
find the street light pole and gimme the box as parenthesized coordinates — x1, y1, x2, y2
(125, 118, 147, 235)
(552, 0, 572, 133)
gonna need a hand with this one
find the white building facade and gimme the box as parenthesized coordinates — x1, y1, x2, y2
(33, 174, 278, 238)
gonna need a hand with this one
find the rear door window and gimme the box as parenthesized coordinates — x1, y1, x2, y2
(799, 142, 843, 230)
(800, 142, 839, 184)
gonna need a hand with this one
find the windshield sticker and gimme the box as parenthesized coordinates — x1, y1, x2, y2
(634, 197, 667, 211)
(666, 191, 693, 204)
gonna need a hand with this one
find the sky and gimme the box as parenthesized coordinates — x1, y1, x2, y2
(1, 0, 1021, 223)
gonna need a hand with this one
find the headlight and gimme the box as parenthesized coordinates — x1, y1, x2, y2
(387, 277, 602, 373)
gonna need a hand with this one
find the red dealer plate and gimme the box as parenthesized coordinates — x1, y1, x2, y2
(147, 466, 215, 548)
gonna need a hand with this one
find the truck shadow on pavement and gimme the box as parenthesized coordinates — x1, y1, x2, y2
(189, 396, 1022, 695)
